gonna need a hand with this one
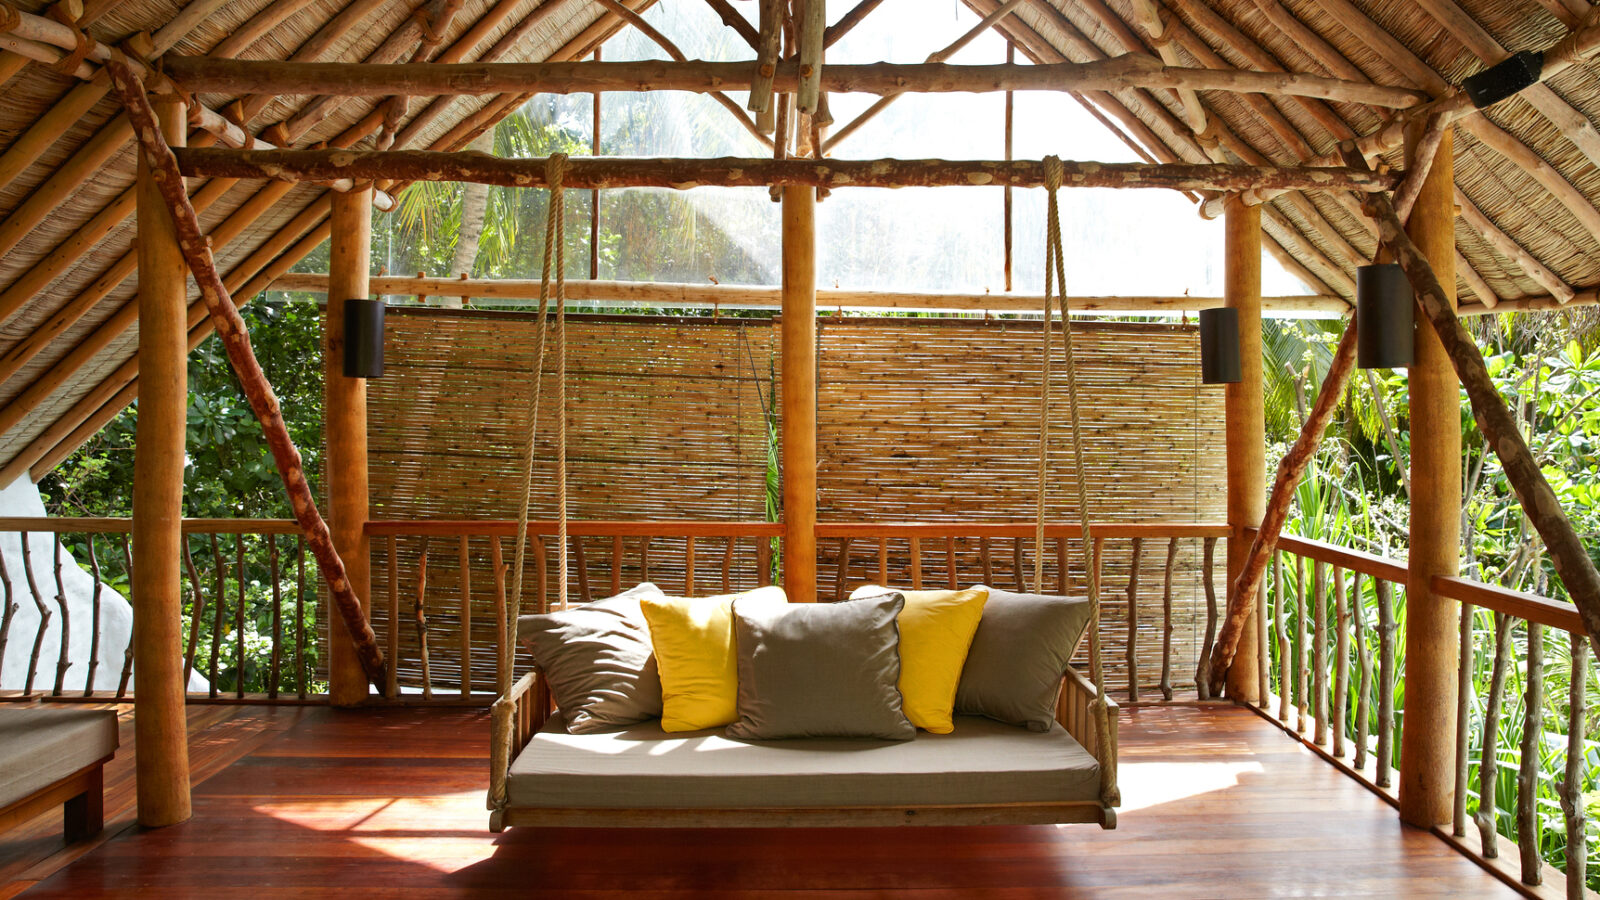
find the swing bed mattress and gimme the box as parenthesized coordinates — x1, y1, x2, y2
(504, 712, 1103, 823)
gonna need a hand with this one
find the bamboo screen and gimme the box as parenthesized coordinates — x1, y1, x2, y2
(813, 318, 1226, 693)
(360, 309, 778, 693)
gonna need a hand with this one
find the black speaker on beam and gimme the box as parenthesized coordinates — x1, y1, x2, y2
(1199, 307, 1241, 385)
(1462, 50, 1542, 109)
(1356, 264, 1414, 369)
(343, 298, 386, 378)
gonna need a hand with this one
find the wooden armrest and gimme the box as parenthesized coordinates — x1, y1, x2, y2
(489, 668, 550, 816)
(1058, 665, 1119, 807)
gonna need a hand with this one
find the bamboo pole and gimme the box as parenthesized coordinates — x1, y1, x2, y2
(1452, 601, 1474, 836)
(1223, 197, 1263, 703)
(1274, 554, 1289, 720)
(172, 147, 1400, 193)
(107, 55, 388, 690)
(326, 182, 376, 706)
(781, 185, 816, 603)
(1560, 631, 1587, 899)
(1518, 622, 1545, 885)
(1352, 571, 1371, 768)
(1295, 556, 1307, 733)
(1375, 578, 1397, 789)
(1332, 567, 1348, 756)
(1312, 561, 1327, 745)
(130, 93, 191, 827)
(1477, 612, 1512, 857)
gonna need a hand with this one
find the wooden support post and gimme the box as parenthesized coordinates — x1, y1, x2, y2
(131, 93, 191, 828)
(781, 185, 817, 602)
(1223, 196, 1263, 703)
(326, 184, 374, 707)
(1399, 123, 1459, 830)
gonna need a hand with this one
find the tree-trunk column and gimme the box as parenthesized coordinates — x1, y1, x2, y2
(1399, 125, 1459, 829)
(781, 185, 817, 602)
(1223, 196, 1264, 703)
(132, 94, 192, 828)
(326, 185, 374, 705)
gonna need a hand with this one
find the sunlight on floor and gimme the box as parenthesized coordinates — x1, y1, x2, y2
(251, 791, 494, 874)
(1116, 761, 1265, 813)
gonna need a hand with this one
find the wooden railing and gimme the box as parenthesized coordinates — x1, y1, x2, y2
(0, 517, 311, 701)
(815, 522, 1230, 700)
(1254, 530, 1594, 898)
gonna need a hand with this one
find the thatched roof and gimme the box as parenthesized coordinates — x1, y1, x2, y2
(0, 0, 1596, 482)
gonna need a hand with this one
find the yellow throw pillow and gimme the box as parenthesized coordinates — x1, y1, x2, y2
(893, 588, 990, 734)
(641, 585, 786, 732)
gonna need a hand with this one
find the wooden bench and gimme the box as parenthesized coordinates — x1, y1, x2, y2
(0, 708, 119, 843)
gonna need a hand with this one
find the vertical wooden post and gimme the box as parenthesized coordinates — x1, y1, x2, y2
(326, 185, 374, 706)
(1400, 124, 1459, 829)
(781, 185, 817, 602)
(1223, 196, 1263, 703)
(131, 94, 191, 828)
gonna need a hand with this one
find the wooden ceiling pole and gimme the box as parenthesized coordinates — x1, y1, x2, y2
(781, 182, 817, 603)
(1222, 196, 1265, 704)
(107, 52, 389, 689)
(130, 87, 192, 829)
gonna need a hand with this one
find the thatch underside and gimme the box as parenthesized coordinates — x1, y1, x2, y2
(0, 0, 1598, 481)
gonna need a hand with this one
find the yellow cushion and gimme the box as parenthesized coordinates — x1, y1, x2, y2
(894, 588, 990, 734)
(641, 586, 787, 732)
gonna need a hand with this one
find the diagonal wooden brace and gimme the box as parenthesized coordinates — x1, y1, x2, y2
(107, 52, 389, 691)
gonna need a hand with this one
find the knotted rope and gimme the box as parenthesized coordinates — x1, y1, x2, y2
(1035, 155, 1118, 807)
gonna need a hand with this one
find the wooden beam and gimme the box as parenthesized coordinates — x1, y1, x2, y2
(172, 148, 1400, 193)
(326, 186, 375, 707)
(1223, 197, 1264, 704)
(131, 93, 192, 829)
(107, 52, 389, 691)
(266, 272, 1349, 314)
(158, 56, 1428, 107)
(781, 185, 816, 602)
(1400, 121, 1462, 830)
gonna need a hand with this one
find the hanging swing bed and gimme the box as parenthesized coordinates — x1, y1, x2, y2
(487, 157, 1120, 831)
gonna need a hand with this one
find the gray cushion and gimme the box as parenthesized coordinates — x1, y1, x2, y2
(506, 714, 1098, 809)
(517, 583, 665, 733)
(727, 591, 913, 741)
(956, 587, 1093, 732)
(0, 708, 119, 807)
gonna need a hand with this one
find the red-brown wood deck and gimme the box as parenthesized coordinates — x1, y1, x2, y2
(0, 702, 1516, 898)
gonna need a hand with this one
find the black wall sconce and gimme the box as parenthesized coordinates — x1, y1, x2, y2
(1462, 50, 1542, 109)
(1199, 307, 1241, 384)
(1356, 264, 1414, 369)
(343, 298, 385, 378)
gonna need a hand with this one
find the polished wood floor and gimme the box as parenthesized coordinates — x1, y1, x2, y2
(0, 701, 1516, 898)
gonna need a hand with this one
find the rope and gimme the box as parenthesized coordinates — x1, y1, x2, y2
(1037, 156, 1118, 808)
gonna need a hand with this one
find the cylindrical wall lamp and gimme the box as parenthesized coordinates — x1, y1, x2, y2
(343, 298, 386, 378)
(1199, 307, 1241, 384)
(1356, 264, 1414, 369)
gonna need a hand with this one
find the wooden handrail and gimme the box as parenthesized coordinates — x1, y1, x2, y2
(0, 517, 300, 534)
(364, 520, 784, 538)
(815, 522, 1229, 539)
(1432, 575, 1585, 635)
(1251, 530, 1410, 584)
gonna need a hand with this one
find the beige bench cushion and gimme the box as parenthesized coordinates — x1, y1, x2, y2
(507, 714, 1098, 809)
(0, 708, 119, 808)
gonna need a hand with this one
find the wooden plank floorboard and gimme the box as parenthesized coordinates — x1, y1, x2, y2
(6, 704, 1517, 898)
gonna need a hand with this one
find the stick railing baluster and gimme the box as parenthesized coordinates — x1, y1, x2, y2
(1126, 537, 1142, 702)
(1312, 560, 1327, 745)
(0, 544, 15, 687)
(1560, 630, 1587, 900)
(116, 533, 133, 697)
(1160, 536, 1176, 701)
(269, 533, 282, 699)
(1517, 621, 1544, 887)
(948, 536, 960, 591)
(879, 537, 890, 585)
(51, 539, 70, 695)
(835, 537, 853, 602)
(1453, 600, 1474, 836)
(1011, 537, 1026, 591)
(979, 536, 993, 585)
(611, 535, 623, 596)
(386, 534, 400, 699)
(1257, 545, 1270, 709)
(235, 532, 246, 698)
(415, 536, 432, 700)
(573, 536, 592, 604)
(1054, 537, 1068, 594)
(1478, 612, 1512, 858)
(1332, 567, 1349, 758)
(721, 535, 735, 594)
(459, 535, 472, 698)
(295, 536, 307, 699)
(535, 535, 548, 613)
(638, 535, 650, 587)
(181, 538, 205, 691)
(86, 536, 103, 696)
(21, 532, 49, 697)
(910, 536, 923, 589)
(1276, 552, 1290, 721)
(1196, 537, 1218, 700)
(1375, 578, 1396, 789)
(491, 536, 508, 690)
(1295, 555, 1308, 733)
(1353, 570, 1372, 770)
(209, 533, 223, 698)
(757, 534, 772, 587)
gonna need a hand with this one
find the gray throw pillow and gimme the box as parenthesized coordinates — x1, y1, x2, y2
(955, 586, 1093, 732)
(727, 592, 915, 741)
(517, 583, 665, 733)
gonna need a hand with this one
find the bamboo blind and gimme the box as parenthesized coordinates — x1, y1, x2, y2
(813, 318, 1226, 692)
